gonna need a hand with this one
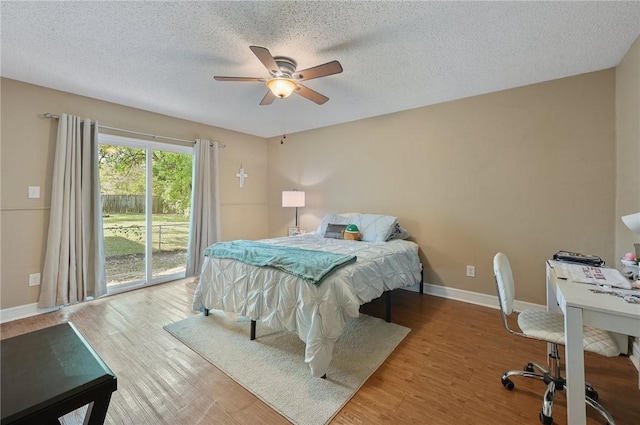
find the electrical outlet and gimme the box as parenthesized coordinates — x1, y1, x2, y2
(28, 273, 41, 287)
(466, 265, 476, 277)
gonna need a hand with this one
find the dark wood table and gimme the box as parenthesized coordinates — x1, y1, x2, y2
(1, 322, 117, 425)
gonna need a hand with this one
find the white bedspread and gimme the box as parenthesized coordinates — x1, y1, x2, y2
(192, 233, 422, 377)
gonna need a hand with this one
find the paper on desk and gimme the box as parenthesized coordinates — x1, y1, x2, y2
(563, 263, 632, 289)
(548, 260, 569, 279)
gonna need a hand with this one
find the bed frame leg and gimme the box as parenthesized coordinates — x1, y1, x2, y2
(420, 267, 424, 294)
(250, 320, 256, 340)
(385, 291, 391, 323)
(204, 308, 209, 316)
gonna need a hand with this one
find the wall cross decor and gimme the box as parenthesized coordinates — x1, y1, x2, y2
(235, 164, 248, 188)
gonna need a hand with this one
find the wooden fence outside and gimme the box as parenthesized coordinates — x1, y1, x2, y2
(102, 194, 181, 214)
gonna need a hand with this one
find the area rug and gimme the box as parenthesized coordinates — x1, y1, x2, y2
(164, 311, 410, 425)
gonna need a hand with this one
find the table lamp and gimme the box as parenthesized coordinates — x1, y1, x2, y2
(282, 190, 305, 227)
(622, 212, 640, 254)
(622, 212, 640, 235)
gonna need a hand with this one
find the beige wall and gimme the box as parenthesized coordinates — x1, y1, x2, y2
(0, 78, 268, 309)
(2, 57, 635, 311)
(267, 70, 617, 305)
(615, 36, 640, 261)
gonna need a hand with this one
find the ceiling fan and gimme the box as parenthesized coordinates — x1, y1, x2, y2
(214, 46, 343, 105)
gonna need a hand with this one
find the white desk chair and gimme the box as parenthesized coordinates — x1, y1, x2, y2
(493, 252, 619, 425)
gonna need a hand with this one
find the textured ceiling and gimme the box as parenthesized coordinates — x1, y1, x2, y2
(2, 1, 639, 138)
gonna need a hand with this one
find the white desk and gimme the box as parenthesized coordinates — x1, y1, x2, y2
(546, 261, 640, 424)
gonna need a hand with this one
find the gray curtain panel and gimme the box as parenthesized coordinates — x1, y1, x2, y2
(38, 114, 106, 308)
(186, 139, 221, 277)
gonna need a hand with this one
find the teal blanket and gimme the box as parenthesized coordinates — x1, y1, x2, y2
(204, 240, 356, 285)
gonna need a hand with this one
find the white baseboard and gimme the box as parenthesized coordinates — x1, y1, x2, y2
(420, 282, 545, 312)
(3, 284, 541, 323)
(0, 302, 59, 324)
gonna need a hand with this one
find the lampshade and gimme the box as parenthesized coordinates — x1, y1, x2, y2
(622, 212, 640, 235)
(282, 191, 305, 208)
(266, 78, 297, 98)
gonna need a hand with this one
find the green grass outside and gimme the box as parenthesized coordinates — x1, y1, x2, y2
(103, 213, 189, 225)
(103, 213, 189, 257)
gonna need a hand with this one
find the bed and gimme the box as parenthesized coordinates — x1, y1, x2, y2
(192, 213, 423, 377)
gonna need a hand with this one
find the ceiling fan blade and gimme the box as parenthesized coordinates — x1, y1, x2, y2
(259, 90, 277, 106)
(293, 60, 343, 82)
(294, 84, 329, 105)
(249, 46, 280, 75)
(213, 76, 265, 82)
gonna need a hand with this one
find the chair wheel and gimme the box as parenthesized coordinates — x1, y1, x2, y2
(501, 377, 515, 390)
(524, 363, 535, 372)
(539, 411, 553, 425)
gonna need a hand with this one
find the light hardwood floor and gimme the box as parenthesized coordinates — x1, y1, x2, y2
(1, 279, 639, 425)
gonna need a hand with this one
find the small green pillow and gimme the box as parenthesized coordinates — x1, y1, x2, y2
(345, 224, 359, 233)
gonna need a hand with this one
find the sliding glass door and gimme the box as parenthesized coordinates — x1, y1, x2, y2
(150, 149, 192, 280)
(98, 134, 193, 291)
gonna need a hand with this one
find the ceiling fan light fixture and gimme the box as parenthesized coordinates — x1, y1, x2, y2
(266, 78, 297, 98)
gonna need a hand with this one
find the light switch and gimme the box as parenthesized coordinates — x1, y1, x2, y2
(29, 273, 41, 287)
(28, 186, 40, 199)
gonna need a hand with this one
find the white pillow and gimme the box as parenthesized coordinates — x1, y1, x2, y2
(316, 213, 360, 235)
(387, 223, 411, 240)
(352, 214, 398, 242)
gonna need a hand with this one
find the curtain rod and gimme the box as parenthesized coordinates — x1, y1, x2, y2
(41, 113, 226, 148)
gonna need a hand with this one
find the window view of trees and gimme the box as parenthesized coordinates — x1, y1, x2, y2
(99, 144, 193, 286)
(100, 146, 193, 214)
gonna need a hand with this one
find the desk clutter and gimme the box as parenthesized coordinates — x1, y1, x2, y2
(589, 287, 640, 303)
(549, 260, 632, 288)
(552, 250, 605, 267)
(551, 249, 640, 288)
(551, 249, 640, 287)
(621, 251, 640, 281)
(548, 257, 640, 303)
(556, 262, 631, 288)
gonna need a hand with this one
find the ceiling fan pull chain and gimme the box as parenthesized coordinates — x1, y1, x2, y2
(280, 101, 287, 144)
